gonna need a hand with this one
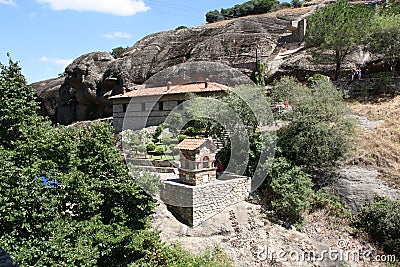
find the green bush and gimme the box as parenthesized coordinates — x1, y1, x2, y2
(153, 146, 165, 156)
(311, 190, 351, 218)
(131, 241, 231, 267)
(175, 25, 187, 30)
(178, 134, 187, 142)
(152, 125, 163, 143)
(275, 77, 355, 168)
(264, 157, 314, 223)
(146, 142, 156, 152)
(205, 0, 281, 23)
(185, 127, 197, 137)
(354, 195, 400, 258)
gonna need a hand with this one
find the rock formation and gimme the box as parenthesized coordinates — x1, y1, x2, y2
(31, 4, 356, 124)
(32, 52, 115, 124)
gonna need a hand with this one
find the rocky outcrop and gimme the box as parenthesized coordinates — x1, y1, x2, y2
(102, 15, 290, 87)
(33, 52, 116, 124)
(32, 77, 64, 123)
(143, 61, 254, 88)
(31, 6, 335, 124)
(334, 166, 400, 212)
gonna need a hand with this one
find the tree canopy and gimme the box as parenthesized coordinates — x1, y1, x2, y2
(0, 55, 41, 148)
(205, 0, 283, 23)
(273, 76, 355, 168)
(305, 0, 372, 80)
(110, 46, 129, 59)
(366, 14, 400, 76)
(0, 57, 231, 266)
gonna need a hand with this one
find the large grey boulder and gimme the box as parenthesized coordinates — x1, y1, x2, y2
(144, 61, 255, 88)
(33, 52, 116, 124)
(334, 166, 400, 212)
(32, 77, 64, 123)
(102, 15, 289, 86)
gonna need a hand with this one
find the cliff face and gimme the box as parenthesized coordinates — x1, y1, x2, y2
(31, 6, 323, 124)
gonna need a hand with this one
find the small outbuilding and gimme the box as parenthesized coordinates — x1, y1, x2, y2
(175, 138, 218, 186)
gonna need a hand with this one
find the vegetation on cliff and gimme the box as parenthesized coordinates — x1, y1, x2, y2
(305, 0, 373, 80)
(205, 0, 291, 23)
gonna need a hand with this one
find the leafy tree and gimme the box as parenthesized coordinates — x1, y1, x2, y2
(205, 9, 224, 23)
(205, 0, 280, 23)
(0, 58, 231, 266)
(253, 61, 271, 86)
(0, 55, 41, 148)
(274, 76, 355, 168)
(291, 0, 303, 8)
(122, 129, 141, 156)
(305, 0, 372, 80)
(110, 46, 129, 59)
(366, 14, 400, 77)
(152, 124, 163, 143)
(252, 0, 279, 14)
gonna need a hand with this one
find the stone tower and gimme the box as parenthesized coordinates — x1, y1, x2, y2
(175, 138, 218, 186)
(160, 137, 251, 227)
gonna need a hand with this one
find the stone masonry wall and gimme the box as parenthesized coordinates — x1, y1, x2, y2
(160, 176, 251, 226)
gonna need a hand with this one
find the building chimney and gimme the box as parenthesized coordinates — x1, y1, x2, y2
(167, 81, 172, 90)
(205, 78, 209, 88)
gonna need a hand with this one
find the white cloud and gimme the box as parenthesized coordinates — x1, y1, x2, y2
(36, 0, 150, 16)
(40, 57, 73, 67)
(0, 0, 16, 5)
(102, 31, 133, 39)
(29, 12, 37, 18)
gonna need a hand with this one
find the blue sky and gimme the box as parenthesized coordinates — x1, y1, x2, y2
(0, 0, 245, 83)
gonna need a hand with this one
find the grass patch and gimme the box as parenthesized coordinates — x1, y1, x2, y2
(348, 96, 400, 187)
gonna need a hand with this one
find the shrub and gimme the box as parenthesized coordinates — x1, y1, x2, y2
(185, 127, 197, 137)
(153, 146, 165, 156)
(178, 134, 187, 142)
(354, 195, 400, 258)
(264, 157, 314, 223)
(311, 190, 351, 218)
(275, 77, 355, 168)
(152, 125, 163, 143)
(146, 142, 156, 152)
(175, 25, 187, 30)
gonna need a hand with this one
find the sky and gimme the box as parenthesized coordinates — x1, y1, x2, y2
(0, 0, 246, 83)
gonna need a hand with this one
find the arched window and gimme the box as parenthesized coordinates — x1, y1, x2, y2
(202, 156, 210, 169)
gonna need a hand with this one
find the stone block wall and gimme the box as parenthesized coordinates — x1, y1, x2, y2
(160, 176, 251, 226)
(178, 168, 217, 186)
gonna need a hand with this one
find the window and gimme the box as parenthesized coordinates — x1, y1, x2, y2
(122, 104, 127, 112)
(158, 101, 164, 111)
(202, 156, 210, 168)
(141, 103, 146, 111)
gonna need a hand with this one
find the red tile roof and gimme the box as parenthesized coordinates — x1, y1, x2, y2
(109, 82, 231, 99)
(175, 138, 216, 151)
